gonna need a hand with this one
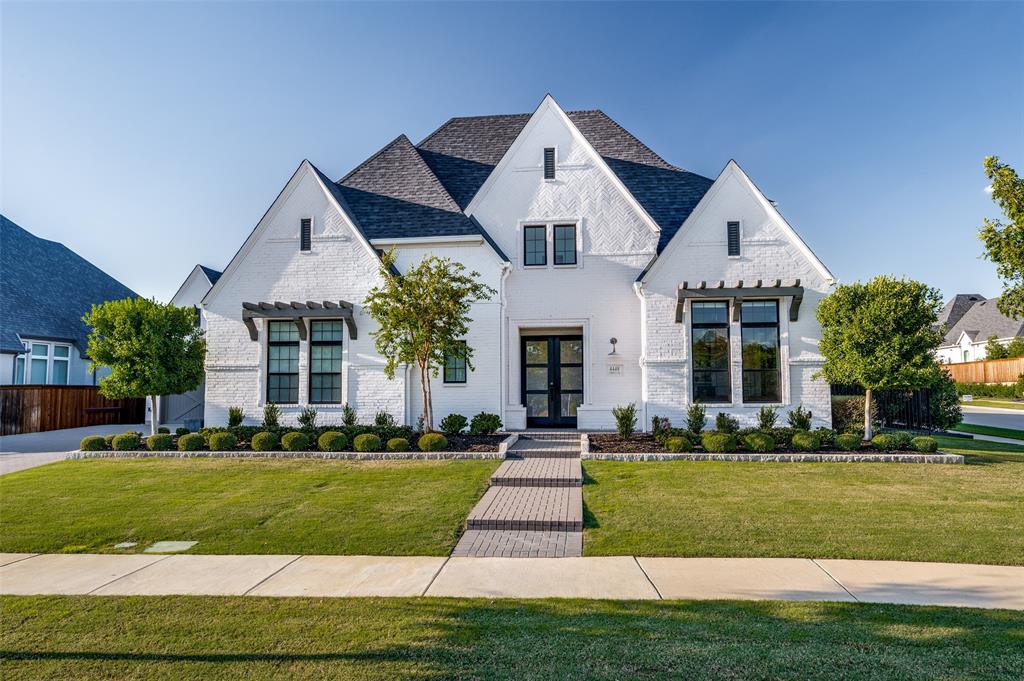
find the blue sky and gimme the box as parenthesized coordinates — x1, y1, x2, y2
(3, 1, 1022, 302)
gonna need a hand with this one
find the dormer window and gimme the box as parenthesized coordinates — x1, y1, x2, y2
(727, 221, 740, 257)
(300, 218, 312, 251)
(543, 147, 556, 180)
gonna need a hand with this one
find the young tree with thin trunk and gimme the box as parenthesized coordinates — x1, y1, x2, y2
(84, 297, 206, 435)
(364, 251, 495, 432)
(979, 156, 1024, 318)
(816, 276, 944, 440)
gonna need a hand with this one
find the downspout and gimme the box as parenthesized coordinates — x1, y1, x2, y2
(498, 262, 511, 431)
(633, 280, 649, 431)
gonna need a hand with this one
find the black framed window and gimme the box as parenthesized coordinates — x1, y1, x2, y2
(309, 320, 343, 403)
(741, 300, 780, 403)
(691, 301, 731, 403)
(553, 224, 577, 265)
(300, 218, 312, 251)
(267, 320, 299, 403)
(524, 225, 546, 266)
(444, 341, 467, 383)
(543, 147, 556, 179)
(727, 221, 740, 257)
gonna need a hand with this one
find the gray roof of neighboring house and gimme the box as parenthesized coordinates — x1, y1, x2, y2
(0, 215, 137, 356)
(333, 108, 715, 253)
(940, 296, 1024, 346)
(937, 293, 983, 331)
(199, 265, 222, 285)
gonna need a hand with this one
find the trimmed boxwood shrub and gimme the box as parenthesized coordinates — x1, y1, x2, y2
(354, 433, 382, 452)
(911, 436, 939, 453)
(112, 433, 141, 451)
(664, 436, 691, 453)
(282, 432, 309, 452)
(251, 431, 279, 452)
(871, 434, 897, 451)
(813, 427, 836, 449)
(890, 431, 914, 451)
(387, 437, 410, 452)
(178, 433, 204, 451)
(157, 426, 170, 434)
(147, 434, 173, 451)
(791, 431, 821, 452)
(208, 432, 237, 451)
(439, 414, 468, 436)
(701, 432, 737, 453)
(744, 432, 775, 453)
(318, 431, 347, 452)
(80, 435, 106, 451)
(469, 412, 502, 435)
(835, 433, 862, 451)
(104, 434, 117, 448)
(765, 427, 795, 447)
(175, 427, 190, 437)
(418, 433, 448, 452)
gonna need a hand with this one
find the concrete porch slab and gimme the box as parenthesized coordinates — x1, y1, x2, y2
(0, 553, 37, 567)
(248, 555, 446, 597)
(426, 556, 659, 599)
(817, 559, 1024, 610)
(638, 557, 855, 602)
(0, 554, 166, 595)
(92, 554, 300, 596)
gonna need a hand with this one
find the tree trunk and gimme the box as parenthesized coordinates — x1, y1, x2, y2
(150, 394, 159, 436)
(863, 388, 873, 441)
(419, 361, 430, 432)
(424, 369, 434, 432)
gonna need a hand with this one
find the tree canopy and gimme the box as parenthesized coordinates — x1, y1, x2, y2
(978, 156, 1024, 318)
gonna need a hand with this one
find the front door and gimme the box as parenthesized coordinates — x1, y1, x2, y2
(522, 335, 583, 428)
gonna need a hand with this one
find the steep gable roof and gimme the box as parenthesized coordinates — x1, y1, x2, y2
(199, 265, 222, 285)
(937, 293, 982, 331)
(0, 215, 137, 356)
(941, 297, 1024, 347)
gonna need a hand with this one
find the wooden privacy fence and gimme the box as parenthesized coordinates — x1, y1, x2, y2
(0, 386, 145, 436)
(943, 357, 1024, 384)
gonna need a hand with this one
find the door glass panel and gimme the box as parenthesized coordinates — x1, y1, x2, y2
(559, 339, 583, 364)
(30, 358, 47, 383)
(52, 360, 69, 385)
(560, 366, 583, 391)
(14, 357, 25, 384)
(526, 393, 548, 417)
(526, 367, 548, 391)
(524, 340, 547, 364)
(560, 393, 582, 417)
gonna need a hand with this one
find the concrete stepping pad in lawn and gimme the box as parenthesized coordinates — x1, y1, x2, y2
(466, 486, 582, 531)
(491, 457, 582, 487)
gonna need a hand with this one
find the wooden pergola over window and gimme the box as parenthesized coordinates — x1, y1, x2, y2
(241, 301, 357, 342)
(676, 279, 804, 323)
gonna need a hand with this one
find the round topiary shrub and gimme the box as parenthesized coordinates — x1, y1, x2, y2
(664, 436, 691, 453)
(871, 434, 897, 451)
(80, 435, 106, 451)
(835, 433, 862, 451)
(282, 431, 309, 452)
(469, 412, 502, 435)
(147, 434, 173, 451)
(890, 431, 914, 450)
(175, 427, 190, 437)
(112, 432, 141, 451)
(177, 433, 204, 451)
(701, 432, 737, 453)
(208, 432, 238, 451)
(418, 433, 448, 452)
(387, 437, 410, 452)
(791, 431, 821, 452)
(744, 432, 776, 453)
(104, 434, 117, 448)
(911, 436, 939, 453)
(157, 426, 170, 434)
(251, 431, 279, 452)
(354, 433, 382, 452)
(318, 431, 347, 452)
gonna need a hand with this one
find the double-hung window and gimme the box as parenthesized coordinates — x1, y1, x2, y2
(741, 301, 781, 402)
(691, 302, 731, 403)
(444, 341, 467, 383)
(15, 342, 70, 384)
(524, 225, 546, 266)
(267, 321, 299, 403)
(309, 320, 343, 403)
(553, 224, 577, 265)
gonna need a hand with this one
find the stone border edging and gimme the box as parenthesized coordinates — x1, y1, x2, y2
(497, 433, 518, 455)
(580, 433, 589, 455)
(582, 451, 964, 464)
(68, 450, 505, 461)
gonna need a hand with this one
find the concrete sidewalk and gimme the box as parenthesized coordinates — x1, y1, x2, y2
(1, 553, 1020, 610)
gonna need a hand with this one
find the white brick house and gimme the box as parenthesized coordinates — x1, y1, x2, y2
(202, 96, 835, 430)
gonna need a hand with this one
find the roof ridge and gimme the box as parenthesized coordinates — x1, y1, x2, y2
(570, 109, 681, 172)
(337, 133, 412, 184)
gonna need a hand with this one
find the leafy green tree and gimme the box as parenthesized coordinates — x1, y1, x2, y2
(985, 335, 1009, 360)
(1004, 336, 1024, 358)
(84, 298, 206, 435)
(816, 276, 944, 439)
(363, 251, 495, 431)
(979, 156, 1024, 318)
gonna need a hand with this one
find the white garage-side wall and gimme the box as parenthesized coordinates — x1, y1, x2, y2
(639, 161, 835, 429)
(468, 96, 659, 430)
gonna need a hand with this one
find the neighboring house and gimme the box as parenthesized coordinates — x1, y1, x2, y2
(202, 96, 835, 430)
(935, 294, 1024, 363)
(159, 264, 221, 425)
(0, 215, 136, 386)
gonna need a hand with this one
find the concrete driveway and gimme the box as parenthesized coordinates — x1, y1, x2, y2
(0, 424, 144, 475)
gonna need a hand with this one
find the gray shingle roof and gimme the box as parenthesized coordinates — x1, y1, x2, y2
(199, 265, 222, 285)
(0, 215, 137, 356)
(940, 296, 1024, 346)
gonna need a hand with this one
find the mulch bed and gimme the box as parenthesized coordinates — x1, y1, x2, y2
(588, 434, 663, 453)
(444, 434, 506, 452)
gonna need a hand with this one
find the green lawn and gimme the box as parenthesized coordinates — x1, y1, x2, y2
(2, 596, 1021, 680)
(0, 459, 497, 556)
(952, 422, 1024, 441)
(582, 438, 1024, 564)
(961, 398, 1024, 410)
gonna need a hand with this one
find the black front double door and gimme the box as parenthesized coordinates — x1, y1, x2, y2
(522, 335, 583, 428)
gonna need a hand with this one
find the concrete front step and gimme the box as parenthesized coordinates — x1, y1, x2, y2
(491, 457, 582, 487)
(466, 486, 583, 531)
(509, 439, 581, 459)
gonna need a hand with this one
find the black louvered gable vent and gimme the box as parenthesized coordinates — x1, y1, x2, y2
(727, 221, 740, 257)
(543, 147, 555, 180)
(300, 218, 312, 251)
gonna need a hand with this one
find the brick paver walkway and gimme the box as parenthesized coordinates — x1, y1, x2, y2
(454, 433, 583, 557)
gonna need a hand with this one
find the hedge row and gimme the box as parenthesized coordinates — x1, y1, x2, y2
(653, 428, 938, 454)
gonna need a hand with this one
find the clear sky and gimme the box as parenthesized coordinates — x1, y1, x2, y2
(3, 1, 1022, 302)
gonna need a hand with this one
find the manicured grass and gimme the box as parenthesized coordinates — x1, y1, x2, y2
(961, 399, 1024, 410)
(933, 435, 1024, 463)
(0, 459, 497, 555)
(582, 438, 1024, 564)
(2, 596, 1022, 680)
(952, 422, 1024, 441)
